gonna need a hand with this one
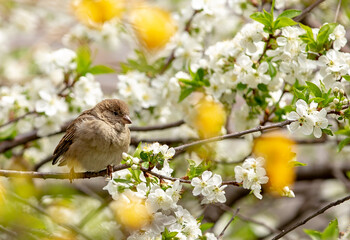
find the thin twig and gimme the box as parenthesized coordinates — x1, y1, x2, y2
(271, 194, 350, 240)
(0, 224, 18, 237)
(0, 164, 130, 179)
(0, 111, 36, 129)
(257, 34, 271, 63)
(334, 0, 342, 23)
(130, 120, 185, 131)
(141, 167, 240, 186)
(159, 10, 200, 74)
(218, 208, 240, 239)
(293, 0, 326, 22)
(174, 120, 293, 153)
(9, 192, 94, 240)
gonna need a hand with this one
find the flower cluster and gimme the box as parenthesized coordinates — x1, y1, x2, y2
(104, 143, 218, 239)
(234, 157, 269, 199)
(287, 99, 328, 138)
(191, 170, 227, 204)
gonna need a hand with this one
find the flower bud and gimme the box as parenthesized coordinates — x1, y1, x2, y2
(342, 99, 349, 105)
(340, 89, 345, 95)
(333, 87, 339, 93)
(333, 98, 340, 104)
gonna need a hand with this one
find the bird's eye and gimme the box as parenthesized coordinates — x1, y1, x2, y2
(113, 111, 119, 116)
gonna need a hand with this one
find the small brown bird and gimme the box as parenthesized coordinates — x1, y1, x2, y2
(52, 99, 132, 176)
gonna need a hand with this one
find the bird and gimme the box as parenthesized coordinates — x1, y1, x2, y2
(52, 99, 132, 179)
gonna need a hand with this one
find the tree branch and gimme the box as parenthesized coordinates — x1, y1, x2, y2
(293, 0, 326, 22)
(218, 208, 239, 239)
(129, 120, 185, 131)
(0, 164, 130, 179)
(271, 194, 350, 240)
(0, 111, 36, 129)
(174, 120, 293, 153)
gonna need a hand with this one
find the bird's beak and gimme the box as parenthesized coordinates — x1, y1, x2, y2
(122, 115, 132, 124)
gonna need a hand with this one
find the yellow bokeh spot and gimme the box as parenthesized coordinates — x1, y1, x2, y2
(130, 5, 177, 51)
(253, 132, 296, 195)
(191, 97, 226, 139)
(110, 193, 152, 230)
(72, 0, 126, 28)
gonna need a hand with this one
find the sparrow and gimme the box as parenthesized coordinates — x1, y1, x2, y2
(52, 99, 132, 177)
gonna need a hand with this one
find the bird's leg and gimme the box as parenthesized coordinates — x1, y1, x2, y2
(107, 165, 113, 179)
(69, 167, 75, 183)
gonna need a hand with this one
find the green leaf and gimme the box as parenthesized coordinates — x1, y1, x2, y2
(178, 86, 196, 102)
(113, 179, 132, 184)
(187, 159, 210, 179)
(274, 17, 298, 29)
(237, 83, 247, 91)
(76, 46, 92, 75)
(4, 150, 12, 159)
(162, 228, 179, 240)
(309, 97, 325, 103)
(200, 222, 214, 232)
(268, 61, 277, 78)
(277, 9, 302, 19)
(88, 65, 115, 75)
(306, 81, 322, 98)
(317, 23, 338, 48)
(294, 88, 306, 101)
(337, 137, 350, 152)
(321, 128, 333, 136)
(304, 229, 322, 240)
(257, 83, 268, 92)
(346, 171, 350, 179)
(335, 128, 350, 136)
(133, 142, 143, 158)
(0, 124, 17, 141)
(293, 161, 307, 167)
(322, 219, 339, 240)
(250, 12, 272, 28)
(178, 79, 202, 87)
(342, 75, 350, 81)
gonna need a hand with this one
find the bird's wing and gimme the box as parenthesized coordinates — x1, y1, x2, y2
(52, 122, 76, 166)
(52, 111, 94, 166)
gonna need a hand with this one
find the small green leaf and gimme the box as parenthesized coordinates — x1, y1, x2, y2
(88, 65, 115, 75)
(133, 142, 143, 158)
(250, 12, 272, 28)
(274, 17, 298, 29)
(0, 124, 17, 141)
(321, 128, 333, 136)
(178, 86, 196, 102)
(4, 150, 12, 159)
(304, 229, 322, 240)
(294, 88, 306, 101)
(113, 179, 132, 184)
(178, 79, 202, 87)
(200, 222, 214, 232)
(268, 61, 277, 78)
(334, 128, 350, 136)
(257, 83, 268, 92)
(346, 171, 350, 179)
(342, 75, 350, 81)
(76, 46, 92, 75)
(306, 81, 322, 98)
(293, 161, 307, 167)
(322, 219, 339, 240)
(317, 23, 338, 48)
(237, 83, 247, 91)
(337, 137, 350, 152)
(277, 9, 302, 19)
